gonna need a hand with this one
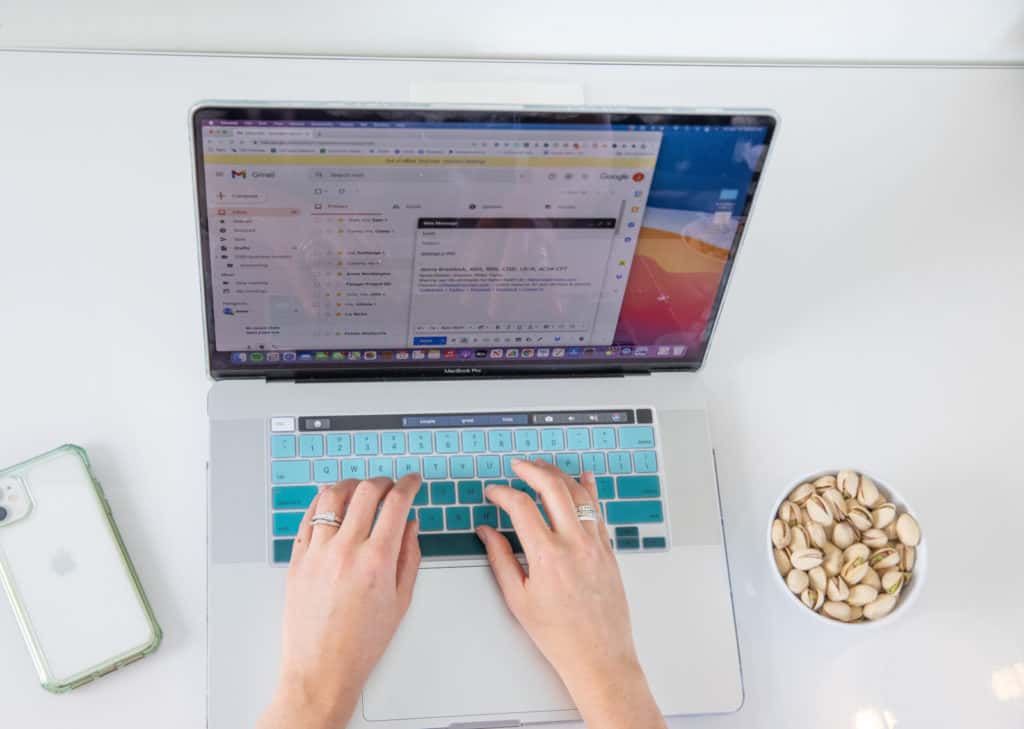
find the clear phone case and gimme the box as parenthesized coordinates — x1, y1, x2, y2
(0, 445, 162, 692)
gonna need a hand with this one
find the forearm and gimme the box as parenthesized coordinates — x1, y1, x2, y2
(564, 661, 668, 729)
(257, 679, 361, 729)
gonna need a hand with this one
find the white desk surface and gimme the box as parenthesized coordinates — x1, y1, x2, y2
(0, 51, 1022, 729)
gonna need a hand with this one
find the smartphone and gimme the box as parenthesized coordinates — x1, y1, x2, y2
(0, 445, 161, 692)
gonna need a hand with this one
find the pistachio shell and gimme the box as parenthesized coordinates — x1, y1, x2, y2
(813, 475, 838, 492)
(798, 507, 812, 526)
(771, 518, 791, 549)
(869, 547, 900, 570)
(857, 476, 881, 508)
(836, 470, 860, 497)
(807, 522, 828, 549)
(823, 601, 852, 621)
(861, 528, 889, 548)
(843, 542, 870, 563)
(822, 488, 848, 520)
(841, 557, 869, 585)
(788, 482, 814, 505)
(823, 543, 844, 576)
(861, 567, 882, 590)
(848, 605, 864, 622)
(863, 593, 897, 620)
(901, 545, 917, 571)
(881, 570, 906, 595)
(787, 568, 810, 594)
(847, 505, 873, 532)
(800, 587, 825, 611)
(831, 522, 857, 550)
(789, 525, 810, 552)
(826, 575, 850, 601)
(896, 513, 921, 546)
(778, 500, 801, 525)
(884, 520, 899, 540)
(806, 495, 834, 526)
(790, 548, 824, 571)
(808, 565, 827, 592)
(773, 548, 792, 576)
(872, 502, 897, 529)
(848, 583, 879, 606)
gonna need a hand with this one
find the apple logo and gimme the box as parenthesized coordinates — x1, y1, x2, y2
(50, 548, 76, 576)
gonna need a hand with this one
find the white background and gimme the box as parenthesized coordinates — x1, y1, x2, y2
(0, 48, 1022, 729)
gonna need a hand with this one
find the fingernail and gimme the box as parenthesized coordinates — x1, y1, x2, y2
(510, 457, 523, 465)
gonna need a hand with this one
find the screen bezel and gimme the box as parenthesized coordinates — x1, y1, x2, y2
(191, 104, 776, 381)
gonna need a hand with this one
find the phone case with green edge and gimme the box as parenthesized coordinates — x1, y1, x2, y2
(0, 444, 163, 692)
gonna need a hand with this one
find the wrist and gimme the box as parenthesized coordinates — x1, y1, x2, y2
(266, 671, 362, 729)
(560, 658, 663, 729)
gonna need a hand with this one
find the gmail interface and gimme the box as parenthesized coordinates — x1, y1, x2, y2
(201, 122, 661, 352)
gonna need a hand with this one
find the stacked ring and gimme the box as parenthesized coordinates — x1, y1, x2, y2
(310, 511, 342, 528)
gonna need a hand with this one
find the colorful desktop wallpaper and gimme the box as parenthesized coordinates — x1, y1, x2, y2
(613, 126, 769, 353)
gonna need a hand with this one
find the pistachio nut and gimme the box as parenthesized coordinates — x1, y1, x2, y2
(778, 500, 801, 525)
(861, 567, 882, 590)
(826, 575, 850, 601)
(789, 525, 810, 552)
(800, 587, 825, 611)
(799, 507, 812, 526)
(822, 543, 844, 576)
(848, 583, 879, 606)
(861, 528, 889, 548)
(881, 570, 906, 596)
(807, 522, 828, 549)
(771, 518, 792, 549)
(841, 556, 869, 585)
(848, 605, 864, 622)
(847, 505, 873, 532)
(843, 542, 870, 563)
(822, 488, 848, 520)
(773, 547, 792, 576)
(787, 568, 810, 594)
(901, 545, 916, 571)
(884, 520, 899, 540)
(806, 495, 834, 526)
(790, 547, 824, 571)
(808, 565, 827, 592)
(836, 469, 860, 497)
(869, 546, 901, 570)
(823, 601, 852, 621)
(872, 502, 897, 529)
(813, 475, 838, 492)
(831, 522, 857, 550)
(896, 512, 921, 546)
(863, 593, 897, 620)
(856, 475, 881, 508)
(788, 482, 814, 505)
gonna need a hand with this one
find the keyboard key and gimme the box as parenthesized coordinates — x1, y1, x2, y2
(419, 507, 444, 532)
(430, 481, 456, 505)
(340, 458, 366, 480)
(272, 511, 303, 536)
(632, 451, 658, 474)
(450, 456, 474, 479)
(618, 475, 661, 498)
(413, 483, 429, 505)
(595, 476, 615, 500)
(326, 433, 351, 456)
(643, 537, 667, 549)
(473, 505, 498, 528)
(617, 536, 640, 550)
(396, 457, 421, 478)
(615, 526, 640, 539)
(608, 451, 632, 474)
(457, 480, 483, 503)
(355, 433, 379, 455)
(555, 452, 581, 476)
(592, 427, 616, 450)
(514, 429, 539, 451)
(272, 539, 294, 563)
(423, 457, 447, 479)
(476, 455, 501, 478)
(581, 452, 607, 475)
(461, 430, 486, 453)
(418, 531, 524, 557)
(381, 432, 406, 454)
(566, 428, 590, 450)
(618, 426, 655, 449)
(541, 429, 565, 450)
(271, 461, 311, 484)
(409, 431, 433, 454)
(499, 510, 513, 529)
(272, 485, 318, 510)
(488, 430, 513, 452)
(534, 453, 554, 465)
(407, 508, 417, 522)
(435, 431, 459, 454)
(313, 459, 339, 483)
(369, 458, 394, 479)
(299, 435, 324, 458)
(512, 479, 537, 500)
(446, 507, 471, 530)
(271, 435, 296, 458)
(503, 454, 526, 477)
(606, 500, 664, 524)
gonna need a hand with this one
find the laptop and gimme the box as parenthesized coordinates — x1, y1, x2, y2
(193, 103, 776, 728)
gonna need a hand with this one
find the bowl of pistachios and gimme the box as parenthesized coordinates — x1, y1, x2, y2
(768, 469, 924, 626)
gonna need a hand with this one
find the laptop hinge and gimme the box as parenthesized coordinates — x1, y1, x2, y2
(262, 369, 649, 384)
(448, 721, 522, 729)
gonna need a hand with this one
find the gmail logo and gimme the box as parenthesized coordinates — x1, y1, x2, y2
(231, 169, 247, 179)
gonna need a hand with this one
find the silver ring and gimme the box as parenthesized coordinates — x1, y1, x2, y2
(310, 511, 342, 528)
(575, 504, 598, 522)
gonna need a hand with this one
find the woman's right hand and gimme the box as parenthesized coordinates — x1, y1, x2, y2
(477, 458, 667, 729)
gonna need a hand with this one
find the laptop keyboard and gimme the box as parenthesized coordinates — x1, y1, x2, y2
(267, 409, 668, 564)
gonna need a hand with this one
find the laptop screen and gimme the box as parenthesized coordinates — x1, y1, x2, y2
(192, 107, 775, 378)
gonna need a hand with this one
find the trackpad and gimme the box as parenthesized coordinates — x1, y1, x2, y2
(362, 566, 574, 721)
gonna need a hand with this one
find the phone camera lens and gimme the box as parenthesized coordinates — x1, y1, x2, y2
(0, 506, 8, 522)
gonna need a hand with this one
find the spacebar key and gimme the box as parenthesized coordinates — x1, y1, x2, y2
(418, 531, 523, 557)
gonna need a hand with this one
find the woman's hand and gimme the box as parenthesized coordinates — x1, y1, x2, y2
(258, 475, 422, 729)
(477, 459, 667, 729)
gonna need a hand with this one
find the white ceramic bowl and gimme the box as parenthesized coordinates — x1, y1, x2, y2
(767, 469, 926, 628)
